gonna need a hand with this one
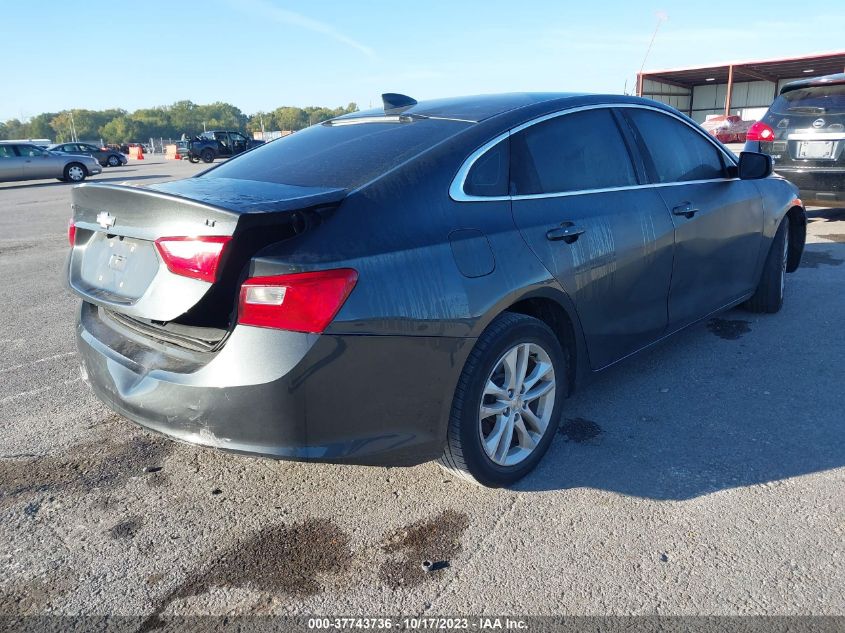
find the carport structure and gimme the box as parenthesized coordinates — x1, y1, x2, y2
(637, 51, 845, 123)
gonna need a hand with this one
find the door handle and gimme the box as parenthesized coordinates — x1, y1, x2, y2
(672, 202, 699, 218)
(546, 222, 585, 244)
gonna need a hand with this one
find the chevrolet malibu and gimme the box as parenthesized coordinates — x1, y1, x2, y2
(68, 93, 806, 487)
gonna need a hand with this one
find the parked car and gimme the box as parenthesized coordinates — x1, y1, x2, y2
(0, 142, 102, 183)
(744, 73, 845, 206)
(701, 115, 754, 144)
(187, 130, 263, 163)
(48, 142, 128, 167)
(67, 93, 806, 487)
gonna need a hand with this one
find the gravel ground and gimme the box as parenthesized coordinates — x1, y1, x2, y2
(0, 159, 842, 619)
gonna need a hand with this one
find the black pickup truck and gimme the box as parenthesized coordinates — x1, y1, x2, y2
(188, 130, 264, 163)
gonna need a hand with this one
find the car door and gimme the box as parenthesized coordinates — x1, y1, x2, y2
(509, 106, 676, 369)
(214, 131, 231, 156)
(620, 107, 764, 330)
(0, 145, 24, 181)
(230, 132, 248, 154)
(80, 144, 101, 161)
(18, 144, 58, 179)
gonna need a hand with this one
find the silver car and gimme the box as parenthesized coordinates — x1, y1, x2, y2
(0, 142, 102, 183)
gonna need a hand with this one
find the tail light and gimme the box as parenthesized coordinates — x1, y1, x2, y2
(238, 268, 358, 333)
(746, 121, 775, 142)
(154, 236, 231, 283)
(68, 219, 76, 246)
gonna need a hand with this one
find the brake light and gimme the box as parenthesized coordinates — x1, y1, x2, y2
(68, 219, 76, 246)
(238, 269, 358, 333)
(154, 236, 231, 282)
(746, 121, 775, 142)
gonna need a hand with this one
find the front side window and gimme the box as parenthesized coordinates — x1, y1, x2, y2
(510, 108, 637, 195)
(18, 145, 45, 157)
(623, 109, 726, 183)
(0, 145, 14, 158)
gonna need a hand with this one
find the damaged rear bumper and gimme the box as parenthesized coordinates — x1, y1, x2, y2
(76, 303, 471, 466)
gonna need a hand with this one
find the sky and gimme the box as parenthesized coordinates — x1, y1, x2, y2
(3, 0, 845, 121)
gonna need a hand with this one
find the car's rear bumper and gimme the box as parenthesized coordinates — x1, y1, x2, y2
(76, 302, 471, 466)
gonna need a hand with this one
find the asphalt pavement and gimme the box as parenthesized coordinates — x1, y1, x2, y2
(0, 158, 842, 619)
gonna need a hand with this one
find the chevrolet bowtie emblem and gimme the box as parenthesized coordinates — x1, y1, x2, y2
(96, 211, 115, 229)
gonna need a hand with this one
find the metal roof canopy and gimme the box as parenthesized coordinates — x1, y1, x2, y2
(637, 51, 845, 116)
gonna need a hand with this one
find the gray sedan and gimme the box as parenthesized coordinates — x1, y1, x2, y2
(0, 142, 102, 183)
(48, 142, 128, 167)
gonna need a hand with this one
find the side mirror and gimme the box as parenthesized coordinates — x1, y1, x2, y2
(738, 151, 773, 180)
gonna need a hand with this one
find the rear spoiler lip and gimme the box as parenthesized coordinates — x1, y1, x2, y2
(73, 182, 241, 218)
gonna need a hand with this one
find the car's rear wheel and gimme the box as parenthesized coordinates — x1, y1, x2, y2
(64, 163, 87, 183)
(745, 218, 789, 314)
(107, 155, 120, 167)
(201, 149, 214, 163)
(438, 312, 566, 487)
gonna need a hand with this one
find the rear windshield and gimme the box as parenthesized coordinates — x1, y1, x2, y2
(203, 118, 470, 189)
(771, 84, 845, 115)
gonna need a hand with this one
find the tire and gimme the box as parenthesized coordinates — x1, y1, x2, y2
(63, 163, 87, 183)
(201, 149, 214, 163)
(745, 218, 789, 314)
(107, 155, 120, 167)
(438, 312, 567, 487)
(189, 155, 200, 163)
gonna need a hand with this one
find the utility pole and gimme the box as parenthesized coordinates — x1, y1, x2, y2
(69, 110, 78, 143)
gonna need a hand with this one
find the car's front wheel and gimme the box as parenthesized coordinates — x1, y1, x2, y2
(201, 149, 214, 163)
(63, 163, 87, 183)
(438, 312, 567, 487)
(745, 218, 789, 313)
(107, 155, 121, 167)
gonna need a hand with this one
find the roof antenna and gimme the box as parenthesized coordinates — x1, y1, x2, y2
(382, 93, 417, 114)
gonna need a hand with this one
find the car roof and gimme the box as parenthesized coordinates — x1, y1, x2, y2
(780, 72, 845, 94)
(338, 93, 587, 123)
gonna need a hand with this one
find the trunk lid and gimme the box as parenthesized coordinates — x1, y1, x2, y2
(68, 178, 346, 322)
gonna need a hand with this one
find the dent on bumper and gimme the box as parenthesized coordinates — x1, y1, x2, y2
(77, 305, 472, 466)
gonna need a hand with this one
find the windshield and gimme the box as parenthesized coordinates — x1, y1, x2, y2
(203, 117, 470, 189)
(772, 84, 845, 115)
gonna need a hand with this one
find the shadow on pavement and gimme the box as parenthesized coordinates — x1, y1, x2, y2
(517, 247, 845, 498)
(807, 207, 845, 223)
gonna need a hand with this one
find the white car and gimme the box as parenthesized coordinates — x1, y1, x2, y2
(0, 142, 102, 183)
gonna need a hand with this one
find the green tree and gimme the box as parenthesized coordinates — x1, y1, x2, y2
(1, 119, 28, 139)
(27, 113, 57, 139)
(272, 106, 308, 131)
(100, 116, 141, 143)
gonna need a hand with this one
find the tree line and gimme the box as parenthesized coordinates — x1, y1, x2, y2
(0, 100, 359, 143)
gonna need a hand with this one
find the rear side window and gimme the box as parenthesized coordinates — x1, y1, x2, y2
(771, 84, 845, 115)
(624, 109, 726, 183)
(464, 138, 509, 197)
(510, 108, 637, 195)
(0, 145, 14, 158)
(206, 118, 470, 189)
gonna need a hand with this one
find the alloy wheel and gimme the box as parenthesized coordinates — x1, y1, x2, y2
(479, 342, 556, 467)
